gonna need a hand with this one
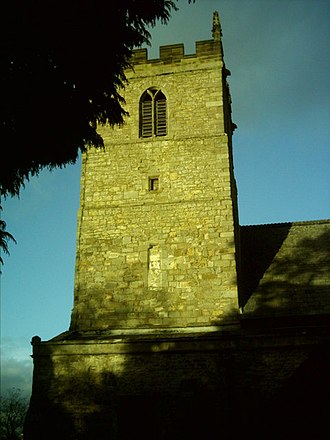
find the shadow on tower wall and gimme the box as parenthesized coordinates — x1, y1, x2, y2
(24, 333, 237, 440)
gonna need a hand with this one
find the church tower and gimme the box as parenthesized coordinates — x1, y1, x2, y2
(70, 11, 239, 331)
(25, 13, 243, 440)
(25, 12, 330, 440)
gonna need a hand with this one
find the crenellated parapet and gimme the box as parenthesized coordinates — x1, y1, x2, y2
(132, 38, 223, 65)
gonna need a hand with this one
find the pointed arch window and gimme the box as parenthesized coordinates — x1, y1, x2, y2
(140, 88, 167, 138)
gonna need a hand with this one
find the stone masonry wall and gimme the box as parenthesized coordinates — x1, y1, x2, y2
(71, 40, 239, 330)
(25, 329, 330, 440)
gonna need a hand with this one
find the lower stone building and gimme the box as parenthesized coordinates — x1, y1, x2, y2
(24, 220, 330, 440)
(24, 12, 330, 440)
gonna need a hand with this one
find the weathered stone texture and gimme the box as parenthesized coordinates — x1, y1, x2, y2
(71, 38, 239, 330)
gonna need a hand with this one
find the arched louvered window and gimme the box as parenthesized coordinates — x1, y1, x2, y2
(141, 92, 153, 137)
(155, 91, 167, 136)
(140, 88, 167, 138)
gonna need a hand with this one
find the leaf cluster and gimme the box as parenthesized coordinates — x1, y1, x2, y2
(0, 0, 177, 198)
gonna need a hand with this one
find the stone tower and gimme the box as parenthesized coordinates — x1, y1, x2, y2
(24, 12, 330, 440)
(70, 11, 239, 332)
(25, 13, 242, 440)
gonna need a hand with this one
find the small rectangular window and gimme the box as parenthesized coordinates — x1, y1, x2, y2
(149, 177, 159, 191)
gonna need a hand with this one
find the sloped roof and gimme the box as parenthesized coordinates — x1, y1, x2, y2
(239, 220, 330, 319)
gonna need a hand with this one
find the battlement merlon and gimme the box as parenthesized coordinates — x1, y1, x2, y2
(132, 38, 225, 65)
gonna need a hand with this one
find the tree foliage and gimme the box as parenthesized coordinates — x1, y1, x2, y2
(0, 388, 28, 440)
(1, 0, 177, 198)
(0, 216, 16, 267)
(0, 0, 177, 260)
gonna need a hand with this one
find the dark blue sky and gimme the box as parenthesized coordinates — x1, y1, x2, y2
(1, 0, 329, 397)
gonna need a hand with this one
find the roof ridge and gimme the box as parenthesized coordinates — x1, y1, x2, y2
(240, 219, 330, 228)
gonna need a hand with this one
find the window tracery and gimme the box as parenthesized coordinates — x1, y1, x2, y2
(140, 88, 167, 138)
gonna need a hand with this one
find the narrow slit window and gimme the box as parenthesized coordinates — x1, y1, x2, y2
(149, 177, 159, 191)
(140, 88, 167, 138)
(148, 245, 162, 289)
